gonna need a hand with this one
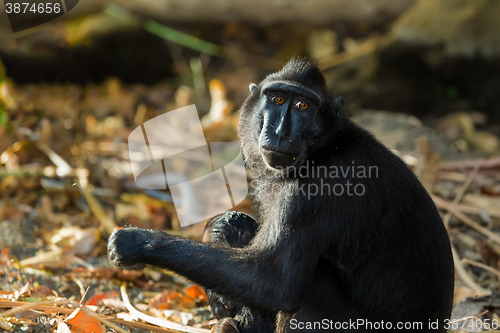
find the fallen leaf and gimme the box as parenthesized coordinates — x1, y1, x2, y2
(149, 290, 197, 310)
(57, 322, 72, 333)
(65, 308, 105, 333)
(13, 307, 43, 320)
(14, 277, 34, 300)
(85, 291, 120, 306)
(46, 227, 100, 256)
(184, 285, 208, 302)
(65, 267, 145, 284)
(33, 284, 54, 297)
(0, 317, 13, 331)
(453, 286, 477, 306)
(414, 135, 440, 191)
(20, 248, 69, 269)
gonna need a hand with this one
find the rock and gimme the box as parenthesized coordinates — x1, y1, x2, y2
(351, 110, 461, 159)
(392, 0, 500, 59)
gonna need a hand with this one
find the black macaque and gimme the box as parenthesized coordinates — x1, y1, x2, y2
(108, 58, 454, 332)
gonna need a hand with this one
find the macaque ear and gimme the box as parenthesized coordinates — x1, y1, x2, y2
(249, 83, 257, 93)
(333, 96, 344, 114)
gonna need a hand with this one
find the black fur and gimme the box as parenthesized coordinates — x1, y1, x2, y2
(203, 212, 275, 333)
(108, 58, 454, 332)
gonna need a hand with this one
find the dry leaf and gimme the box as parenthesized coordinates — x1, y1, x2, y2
(13, 277, 34, 300)
(65, 308, 105, 333)
(38, 195, 69, 225)
(0, 317, 13, 331)
(85, 291, 120, 306)
(115, 203, 151, 223)
(46, 227, 100, 256)
(479, 242, 500, 268)
(203, 79, 233, 125)
(65, 267, 145, 284)
(481, 183, 500, 196)
(463, 194, 500, 211)
(414, 135, 440, 191)
(184, 285, 208, 302)
(454, 286, 477, 306)
(57, 322, 72, 333)
(20, 248, 69, 269)
(13, 307, 43, 320)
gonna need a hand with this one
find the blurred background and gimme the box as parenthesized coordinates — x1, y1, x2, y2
(1, 0, 500, 332)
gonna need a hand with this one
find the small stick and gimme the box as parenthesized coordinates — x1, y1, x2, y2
(69, 277, 86, 300)
(77, 168, 118, 235)
(461, 258, 500, 280)
(453, 310, 489, 333)
(120, 283, 210, 333)
(451, 245, 491, 297)
(35, 137, 118, 234)
(318, 36, 387, 70)
(443, 165, 480, 230)
(73, 304, 128, 333)
(432, 195, 500, 245)
(36, 143, 73, 177)
(0, 299, 172, 332)
(456, 204, 500, 219)
(0, 165, 56, 177)
(0, 299, 73, 318)
(441, 157, 500, 170)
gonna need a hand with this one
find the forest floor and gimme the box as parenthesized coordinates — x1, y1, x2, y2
(1, 13, 500, 332)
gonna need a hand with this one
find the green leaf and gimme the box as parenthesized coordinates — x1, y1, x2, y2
(144, 20, 221, 56)
(0, 107, 7, 126)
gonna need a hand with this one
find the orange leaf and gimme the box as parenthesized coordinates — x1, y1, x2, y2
(85, 290, 120, 306)
(65, 308, 105, 333)
(149, 290, 180, 310)
(178, 295, 196, 309)
(184, 285, 208, 302)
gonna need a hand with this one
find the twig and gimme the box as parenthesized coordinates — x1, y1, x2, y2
(0, 165, 56, 177)
(461, 258, 500, 280)
(451, 245, 491, 296)
(1, 298, 128, 333)
(317, 36, 387, 70)
(453, 310, 489, 333)
(34, 137, 119, 234)
(36, 143, 72, 177)
(120, 283, 210, 333)
(0, 299, 73, 317)
(432, 195, 500, 245)
(74, 304, 128, 333)
(69, 277, 86, 300)
(456, 204, 500, 219)
(439, 171, 467, 182)
(76, 168, 118, 235)
(67, 253, 95, 269)
(441, 157, 500, 170)
(0, 299, 173, 332)
(19, 248, 64, 267)
(443, 165, 480, 230)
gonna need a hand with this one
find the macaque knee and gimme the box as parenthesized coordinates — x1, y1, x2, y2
(203, 211, 258, 248)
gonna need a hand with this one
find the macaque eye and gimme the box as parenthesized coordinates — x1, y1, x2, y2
(295, 101, 309, 110)
(272, 96, 285, 105)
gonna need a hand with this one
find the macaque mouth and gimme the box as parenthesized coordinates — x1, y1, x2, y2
(260, 146, 299, 169)
(260, 146, 297, 156)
